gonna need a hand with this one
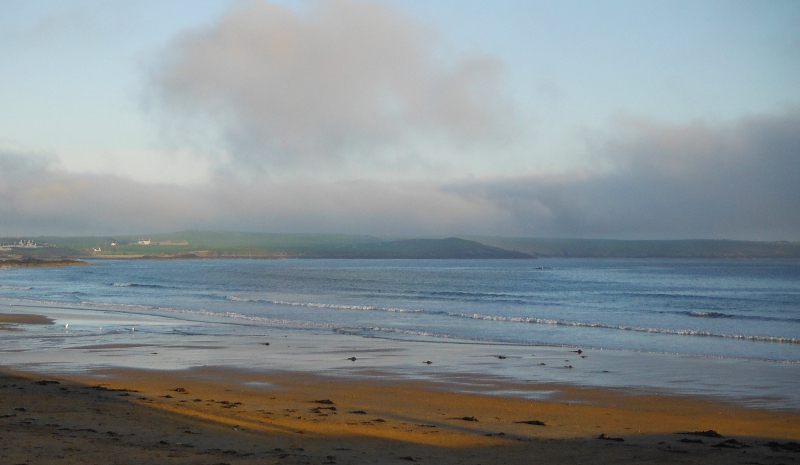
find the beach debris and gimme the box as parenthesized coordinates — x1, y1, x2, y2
(677, 430, 723, 438)
(313, 399, 335, 405)
(423, 360, 433, 364)
(172, 387, 187, 393)
(765, 441, 800, 452)
(495, 355, 507, 359)
(597, 433, 624, 442)
(452, 416, 478, 422)
(347, 357, 357, 361)
(399, 456, 416, 461)
(515, 420, 546, 426)
(373, 418, 386, 422)
(572, 349, 583, 354)
(537, 362, 546, 366)
(564, 365, 573, 369)
(349, 410, 367, 414)
(262, 342, 270, 346)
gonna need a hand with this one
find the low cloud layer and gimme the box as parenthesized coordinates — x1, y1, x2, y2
(152, 0, 509, 171)
(453, 109, 800, 239)
(2, 110, 798, 240)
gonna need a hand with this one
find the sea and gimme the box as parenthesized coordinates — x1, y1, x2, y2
(1, 258, 799, 408)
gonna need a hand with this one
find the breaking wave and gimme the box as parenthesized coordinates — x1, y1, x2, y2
(681, 310, 800, 323)
(450, 312, 800, 345)
(112, 283, 168, 289)
(226, 296, 424, 313)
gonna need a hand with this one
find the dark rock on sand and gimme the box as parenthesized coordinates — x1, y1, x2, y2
(597, 433, 624, 442)
(766, 441, 800, 452)
(516, 420, 546, 426)
(712, 439, 750, 448)
(34, 380, 60, 386)
(677, 430, 723, 438)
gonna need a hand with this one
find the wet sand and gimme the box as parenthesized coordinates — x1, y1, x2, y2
(0, 313, 54, 330)
(2, 365, 799, 464)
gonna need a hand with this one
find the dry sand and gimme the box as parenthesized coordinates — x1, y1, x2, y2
(1, 365, 798, 464)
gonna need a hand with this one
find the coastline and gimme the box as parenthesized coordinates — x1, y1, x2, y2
(2, 365, 799, 464)
(0, 258, 88, 267)
(2, 305, 799, 463)
(2, 304, 800, 410)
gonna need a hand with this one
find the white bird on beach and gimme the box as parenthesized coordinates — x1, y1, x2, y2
(65, 324, 69, 330)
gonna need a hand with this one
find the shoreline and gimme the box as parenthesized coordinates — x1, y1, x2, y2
(2, 305, 800, 411)
(2, 365, 799, 464)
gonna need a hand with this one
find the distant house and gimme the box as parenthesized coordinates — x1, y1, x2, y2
(93, 247, 102, 252)
(137, 239, 151, 245)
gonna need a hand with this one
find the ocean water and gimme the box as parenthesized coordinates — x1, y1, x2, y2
(1, 258, 799, 408)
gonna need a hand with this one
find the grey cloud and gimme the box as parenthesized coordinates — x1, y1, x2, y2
(0, 163, 507, 237)
(0, 150, 54, 176)
(151, 0, 510, 170)
(450, 110, 800, 240)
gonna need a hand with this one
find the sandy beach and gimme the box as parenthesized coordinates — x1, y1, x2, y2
(2, 364, 799, 464)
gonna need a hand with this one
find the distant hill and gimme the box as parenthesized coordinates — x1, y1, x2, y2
(311, 237, 532, 259)
(467, 237, 800, 259)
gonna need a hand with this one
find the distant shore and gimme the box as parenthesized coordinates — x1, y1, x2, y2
(0, 258, 87, 267)
(5, 232, 800, 259)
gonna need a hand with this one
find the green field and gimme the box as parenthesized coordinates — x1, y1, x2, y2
(1, 231, 798, 259)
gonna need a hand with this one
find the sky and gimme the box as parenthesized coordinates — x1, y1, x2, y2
(1, 0, 798, 239)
